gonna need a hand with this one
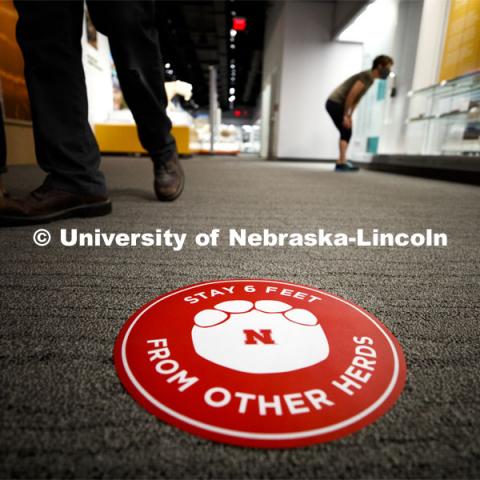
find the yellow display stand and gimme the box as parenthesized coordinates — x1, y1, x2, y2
(94, 124, 191, 155)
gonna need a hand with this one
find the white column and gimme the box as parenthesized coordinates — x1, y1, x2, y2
(411, 0, 450, 89)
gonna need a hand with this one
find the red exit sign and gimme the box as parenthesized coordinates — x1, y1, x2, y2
(233, 17, 247, 31)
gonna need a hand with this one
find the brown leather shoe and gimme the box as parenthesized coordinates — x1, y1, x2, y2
(153, 152, 185, 201)
(0, 183, 111, 227)
(0, 176, 8, 199)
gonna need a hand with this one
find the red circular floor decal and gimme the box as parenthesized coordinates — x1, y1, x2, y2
(114, 279, 406, 448)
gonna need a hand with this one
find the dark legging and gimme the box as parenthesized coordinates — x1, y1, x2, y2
(325, 99, 352, 143)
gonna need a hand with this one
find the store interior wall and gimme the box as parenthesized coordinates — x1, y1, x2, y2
(402, 0, 451, 156)
(350, 0, 424, 158)
(351, 0, 452, 159)
(261, 2, 286, 159)
(262, 1, 363, 160)
(331, 1, 370, 39)
(411, 0, 450, 89)
(261, 0, 454, 162)
(354, 0, 399, 66)
(379, 0, 423, 155)
(347, 0, 399, 161)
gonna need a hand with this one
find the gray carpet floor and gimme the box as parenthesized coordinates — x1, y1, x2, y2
(1, 155, 479, 479)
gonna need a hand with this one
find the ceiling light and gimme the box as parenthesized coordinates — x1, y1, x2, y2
(229, 88, 235, 94)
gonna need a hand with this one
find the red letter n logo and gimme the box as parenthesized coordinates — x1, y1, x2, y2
(243, 329, 275, 345)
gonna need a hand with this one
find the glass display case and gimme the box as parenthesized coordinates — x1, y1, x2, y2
(405, 71, 480, 156)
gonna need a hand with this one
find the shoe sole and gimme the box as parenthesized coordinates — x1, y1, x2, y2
(0, 200, 112, 227)
(155, 172, 185, 202)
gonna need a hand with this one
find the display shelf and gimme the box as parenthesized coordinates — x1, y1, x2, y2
(407, 70, 480, 96)
(407, 115, 436, 122)
(438, 110, 473, 119)
(405, 70, 480, 156)
(407, 109, 478, 122)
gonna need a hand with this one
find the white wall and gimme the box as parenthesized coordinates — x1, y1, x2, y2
(350, 0, 423, 157)
(262, 1, 363, 160)
(261, 2, 286, 159)
(412, 0, 450, 89)
(346, 0, 426, 159)
(81, 13, 114, 125)
(332, 1, 370, 38)
(380, 0, 423, 154)
(357, 0, 399, 68)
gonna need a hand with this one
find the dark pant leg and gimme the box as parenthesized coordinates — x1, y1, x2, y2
(87, 0, 176, 163)
(0, 111, 6, 174)
(14, 0, 106, 195)
(325, 100, 352, 143)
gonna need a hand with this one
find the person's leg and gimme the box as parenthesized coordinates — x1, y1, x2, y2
(88, 0, 183, 201)
(88, 1, 175, 161)
(14, 0, 106, 196)
(326, 100, 347, 164)
(336, 129, 357, 171)
(335, 129, 358, 171)
(325, 100, 357, 172)
(339, 139, 348, 165)
(0, 1, 111, 226)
